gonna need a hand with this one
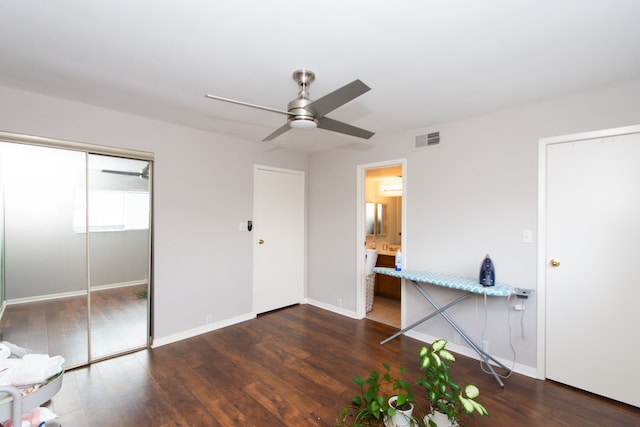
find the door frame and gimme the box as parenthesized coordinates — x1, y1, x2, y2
(252, 164, 305, 314)
(356, 158, 407, 319)
(536, 124, 640, 379)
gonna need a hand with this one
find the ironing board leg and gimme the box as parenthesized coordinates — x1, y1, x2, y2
(380, 293, 470, 345)
(412, 281, 512, 387)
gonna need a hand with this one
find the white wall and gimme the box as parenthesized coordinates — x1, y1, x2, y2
(2, 143, 88, 298)
(0, 85, 308, 341)
(307, 78, 640, 372)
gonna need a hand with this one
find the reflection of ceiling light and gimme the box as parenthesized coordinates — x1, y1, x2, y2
(380, 184, 402, 192)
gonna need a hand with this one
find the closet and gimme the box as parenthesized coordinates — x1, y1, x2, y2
(0, 131, 153, 368)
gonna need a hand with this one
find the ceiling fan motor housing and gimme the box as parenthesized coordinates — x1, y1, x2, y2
(287, 97, 318, 129)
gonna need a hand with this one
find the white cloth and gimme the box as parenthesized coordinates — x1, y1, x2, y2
(0, 342, 31, 358)
(365, 249, 378, 276)
(0, 344, 10, 360)
(0, 354, 64, 387)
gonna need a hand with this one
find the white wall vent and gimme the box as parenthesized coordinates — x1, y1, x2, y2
(414, 131, 440, 150)
(414, 134, 428, 149)
(427, 131, 440, 146)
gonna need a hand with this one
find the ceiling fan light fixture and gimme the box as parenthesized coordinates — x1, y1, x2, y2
(289, 116, 318, 130)
(206, 69, 374, 141)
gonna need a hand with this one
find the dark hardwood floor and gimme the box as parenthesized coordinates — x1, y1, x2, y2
(0, 284, 148, 367)
(26, 305, 640, 426)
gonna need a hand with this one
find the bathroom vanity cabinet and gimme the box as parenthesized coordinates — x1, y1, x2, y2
(375, 254, 401, 300)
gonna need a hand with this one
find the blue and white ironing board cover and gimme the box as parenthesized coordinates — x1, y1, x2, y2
(373, 267, 513, 297)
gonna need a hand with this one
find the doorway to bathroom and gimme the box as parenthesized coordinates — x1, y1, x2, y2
(357, 160, 405, 328)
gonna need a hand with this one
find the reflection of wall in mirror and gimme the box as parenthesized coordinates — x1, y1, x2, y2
(365, 187, 401, 246)
(0, 161, 4, 305)
(1, 143, 149, 301)
(365, 202, 375, 235)
(385, 197, 401, 245)
(365, 202, 387, 237)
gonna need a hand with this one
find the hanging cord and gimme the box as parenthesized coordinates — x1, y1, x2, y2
(520, 298, 526, 338)
(479, 292, 516, 379)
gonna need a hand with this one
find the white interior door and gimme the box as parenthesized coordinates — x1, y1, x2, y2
(545, 131, 640, 407)
(253, 165, 304, 314)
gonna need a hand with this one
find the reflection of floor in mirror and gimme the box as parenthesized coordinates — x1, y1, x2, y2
(90, 283, 149, 357)
(0, 284, 148, 367)
(366, 295, 400, 328)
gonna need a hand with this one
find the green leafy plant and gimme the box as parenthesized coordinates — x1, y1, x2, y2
(417, 339, 488, 426)
(337, 363, 415, 426)
(390, 365, 414, 412)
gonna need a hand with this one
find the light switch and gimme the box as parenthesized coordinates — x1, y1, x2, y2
(239, 222, 248, 232)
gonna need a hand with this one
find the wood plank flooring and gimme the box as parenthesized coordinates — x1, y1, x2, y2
(0, 284, 148, 367)
(34, 304, 639, 426)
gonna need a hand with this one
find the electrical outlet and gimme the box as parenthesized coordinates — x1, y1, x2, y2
(482, 340, 489, 353)
(337, 298, 342, 308)
(513, 288, 534, 299)
(515, 304, 525, 311)
(205, 315, 213, 324)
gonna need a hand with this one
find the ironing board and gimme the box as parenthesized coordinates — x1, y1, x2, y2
(373, 267, 513, 387)
(0, 370, 63, 426)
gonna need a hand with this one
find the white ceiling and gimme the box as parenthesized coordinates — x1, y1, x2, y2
(1, 1, 639, 152)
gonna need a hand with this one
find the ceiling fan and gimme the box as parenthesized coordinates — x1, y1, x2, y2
(205, 69, 375, 142)
(101, 164, 149, 179)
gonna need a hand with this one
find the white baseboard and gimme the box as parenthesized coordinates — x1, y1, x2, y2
(404, 329, 538, 379)
(304, 298, 360, 319)
(154, 301, 355, 349)
(8, 290, 87, 305)
(7, 280, 147, 305)
(151, 302, 537, 379)
(151, 312, 256, 348)
(91, 280, 147, 292)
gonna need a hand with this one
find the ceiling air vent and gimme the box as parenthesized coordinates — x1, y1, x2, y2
(414, 131, 440, 151)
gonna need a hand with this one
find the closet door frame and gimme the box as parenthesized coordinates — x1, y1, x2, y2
(0, 130, 154, 367)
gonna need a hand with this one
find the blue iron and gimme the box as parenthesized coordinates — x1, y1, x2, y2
(479, 254, 495, 286)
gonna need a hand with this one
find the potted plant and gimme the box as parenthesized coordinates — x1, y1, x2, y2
(388, 365, 415, 427)
(416, 339, 488, 427)
(337, 363, 416, 427)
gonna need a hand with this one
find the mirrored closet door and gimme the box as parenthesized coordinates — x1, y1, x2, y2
(88, 154, 151, 360)
(0, 135, 152, 368)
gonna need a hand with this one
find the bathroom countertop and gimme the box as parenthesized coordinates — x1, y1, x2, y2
(369, 249, 400, 257)
(378, 250, 398, 256)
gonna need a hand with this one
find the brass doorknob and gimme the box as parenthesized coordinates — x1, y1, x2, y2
(550, 259, 560, 267)
(258, 239, 265, 245)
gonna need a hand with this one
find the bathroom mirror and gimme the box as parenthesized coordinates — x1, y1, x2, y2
(366, 202, 387, 236)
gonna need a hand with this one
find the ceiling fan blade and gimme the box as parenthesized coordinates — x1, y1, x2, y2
(262, 123, 292, 141)
(205, 94, 292, 116)
(307, 79, 371, 118)
(317, 117, 375, 139)
(101, 169, 142, 177)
